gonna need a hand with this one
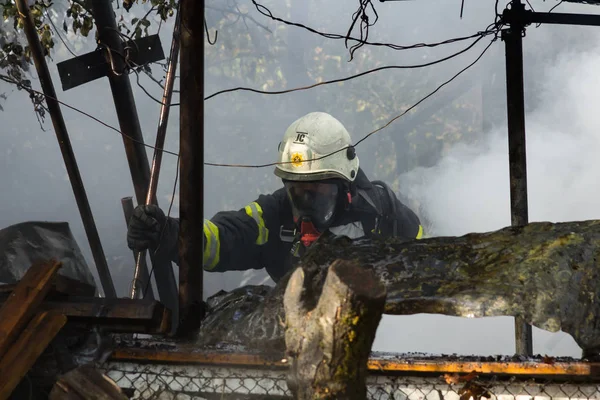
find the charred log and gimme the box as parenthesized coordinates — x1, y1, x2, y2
(195, 219, 600, 355)
(284, 260, 386, 399)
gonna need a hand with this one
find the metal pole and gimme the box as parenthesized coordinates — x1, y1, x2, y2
(503, 0, 533, 357)
(131, 6, 181, 301)
(178, 0, 205, 336)
(90, 0, 178, 312)
(121, 197, 154, 300)
(15, 0, 116, 298)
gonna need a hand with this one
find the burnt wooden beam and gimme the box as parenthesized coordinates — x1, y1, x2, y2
(178, 0, 206, 337)
(0, 311, 67, 399)
(0, 274, 96, 299)
(38, 298, 171, 334)
(193, 219, 600, 355)
(0, 260, 62, 360)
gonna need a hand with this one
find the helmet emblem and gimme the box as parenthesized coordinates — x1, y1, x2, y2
(290, 152, 304, 167)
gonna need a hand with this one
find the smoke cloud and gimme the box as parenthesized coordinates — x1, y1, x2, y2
(2, 0, 599, 358)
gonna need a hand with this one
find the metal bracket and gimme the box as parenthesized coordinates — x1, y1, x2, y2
(56, 34, 165, 91)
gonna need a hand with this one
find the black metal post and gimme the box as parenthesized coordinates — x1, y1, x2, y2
(178, 0, 205, 337)
(121, 197, 154, 300)
(503, 0, 533, 357)
(90, 0, 153, 204)
(15, 0, 116, 298)
(90, 0, 178, 312)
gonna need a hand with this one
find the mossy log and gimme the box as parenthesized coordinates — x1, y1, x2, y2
(284, 260, 386, 400)
(196, 219, 600, 354)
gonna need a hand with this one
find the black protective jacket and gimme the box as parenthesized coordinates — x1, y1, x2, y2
(167, 169, 422, 282)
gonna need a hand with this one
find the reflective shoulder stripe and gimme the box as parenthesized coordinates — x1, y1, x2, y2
(244, 202, 269, 245)
(415, 224, 424, 240)
(203, 220, 220, 270)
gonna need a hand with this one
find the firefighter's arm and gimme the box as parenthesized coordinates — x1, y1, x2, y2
(392, 198, 424, 240)
(199, 189, 286, 272)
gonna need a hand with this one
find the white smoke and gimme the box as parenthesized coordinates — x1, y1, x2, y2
(373, 33, 600, 358)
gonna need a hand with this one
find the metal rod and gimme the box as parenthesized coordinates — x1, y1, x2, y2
(121, 197, 154, 300)
(130, 6, 182, 301)
(526, 11, 600, 27)
(15, 0, 116, 298)
(503, 0, 533, 357)
(178, 0, 205, 336)
(90, 0, 178, 312)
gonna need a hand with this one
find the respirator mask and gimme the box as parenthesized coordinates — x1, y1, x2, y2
(283, 179, 344, 246)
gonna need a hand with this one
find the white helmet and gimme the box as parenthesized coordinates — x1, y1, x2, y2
(274, 112, 360, 182)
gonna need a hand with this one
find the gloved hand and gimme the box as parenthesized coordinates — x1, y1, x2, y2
(127, 204, 168, 252)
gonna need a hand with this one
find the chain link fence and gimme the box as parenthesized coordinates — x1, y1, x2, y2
(101, 361, 600, 400)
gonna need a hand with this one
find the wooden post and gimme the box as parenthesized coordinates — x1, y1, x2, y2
(284, 260, 386, 399)
(178, 0, 205, 336)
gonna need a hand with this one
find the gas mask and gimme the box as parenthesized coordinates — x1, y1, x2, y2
(283, 179, 345, 246)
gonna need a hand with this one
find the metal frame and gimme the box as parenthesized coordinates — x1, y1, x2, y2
(501, 0, 600, 356)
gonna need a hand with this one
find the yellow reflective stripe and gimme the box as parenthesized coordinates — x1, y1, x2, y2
(203, 220, 220, 270)
(415, 225, 424, 240)
(244, 202, 269, 245)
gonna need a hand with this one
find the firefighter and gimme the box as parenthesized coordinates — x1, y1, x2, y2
(127, 112, 423, 283)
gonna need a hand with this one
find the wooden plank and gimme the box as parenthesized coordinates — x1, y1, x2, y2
(0, 293, 168, 334)
(0, 311, 67, 400)
(39, 297, 171, 334)
(0, 274, 96, 298)
(0, 260, 62, 360)
(109, 348, 600, 377)
(49, 366, 127, 400)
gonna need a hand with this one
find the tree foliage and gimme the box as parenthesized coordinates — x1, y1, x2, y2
(0, 0, 177, 114)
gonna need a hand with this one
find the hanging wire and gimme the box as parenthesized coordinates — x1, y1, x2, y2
(0, 73, 180, 156)
(204, 29, 498, 101)
(205, 34, 500, 168)
(252, 0, 495, 52)
(45, 10, 77, 57)
(1, 30, 499, 170)
(205, 17, 218, 45)
(345, 0, 379, 60)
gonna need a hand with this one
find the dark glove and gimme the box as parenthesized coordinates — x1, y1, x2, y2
(127, 204, 168, 252)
